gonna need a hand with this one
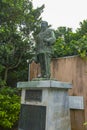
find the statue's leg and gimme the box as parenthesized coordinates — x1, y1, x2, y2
(44, 53, 51, 78)
(38, 53, 51, 78)
(38, 53, 46, 77)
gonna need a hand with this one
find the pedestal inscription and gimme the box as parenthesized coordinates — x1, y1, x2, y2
(25, 90, 42, 102)
(18, 104, 46, 130)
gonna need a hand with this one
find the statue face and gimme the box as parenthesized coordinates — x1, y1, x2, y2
(41, 21, 48, 30)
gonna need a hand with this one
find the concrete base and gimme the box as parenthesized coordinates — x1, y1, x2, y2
(17, 80, 72, 130)
(45, 89, 71, 130)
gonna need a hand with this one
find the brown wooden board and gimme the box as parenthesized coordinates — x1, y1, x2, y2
(30, 56, 87, 130)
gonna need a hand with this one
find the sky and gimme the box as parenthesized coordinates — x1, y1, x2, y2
(33, 0, 87, 31)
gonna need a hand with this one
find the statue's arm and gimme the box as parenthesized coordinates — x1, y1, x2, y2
(44, 31, 56, 45)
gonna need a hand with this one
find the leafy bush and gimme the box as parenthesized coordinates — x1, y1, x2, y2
(53, 37, 77, 58)
(53, 20, 87, 59)
(0, 87, 20, 129)
(53, 35, 87, 58)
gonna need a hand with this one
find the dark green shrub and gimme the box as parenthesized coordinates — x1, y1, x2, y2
(0, 87, 20, 129)
(53, 35, 87, 58)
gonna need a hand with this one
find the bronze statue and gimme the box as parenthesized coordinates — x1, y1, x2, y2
(35, 21, 56, 78)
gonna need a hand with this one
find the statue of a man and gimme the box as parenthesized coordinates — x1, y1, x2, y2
(35, 21, 56, 78)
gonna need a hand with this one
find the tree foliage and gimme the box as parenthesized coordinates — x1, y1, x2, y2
(0, 87, 20, 129)
(53, 20, 87, 58)
(0, 1, 44, 129)
(0, 0, 44, 84)
(77, 20, 87, 37)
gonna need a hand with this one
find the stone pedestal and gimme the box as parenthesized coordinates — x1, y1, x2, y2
(17, 80, 72, 130)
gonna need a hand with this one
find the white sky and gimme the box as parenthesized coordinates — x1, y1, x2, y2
(33, 0, 87, 31)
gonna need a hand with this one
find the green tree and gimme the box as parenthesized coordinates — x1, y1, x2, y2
(53, 20, 87, 58)
(54, 26, 73, 43)
(0, 87, 20, 129)
(76, 19, 87, 37)
(0, 0, 44, 84)
(53, 26, 78, 57)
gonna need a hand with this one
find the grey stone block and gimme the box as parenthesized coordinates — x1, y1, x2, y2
(17, 80, 72, 89)
(18, 80, 71, 130)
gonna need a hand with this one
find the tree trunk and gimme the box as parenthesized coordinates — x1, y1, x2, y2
(4, 68, 8, 82)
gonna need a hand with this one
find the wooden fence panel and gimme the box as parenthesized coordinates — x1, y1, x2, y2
(30, 56, 87, 130)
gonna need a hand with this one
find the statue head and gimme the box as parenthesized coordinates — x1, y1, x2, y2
(41, 21, 48, 31)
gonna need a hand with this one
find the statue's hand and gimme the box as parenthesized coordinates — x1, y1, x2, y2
(43, 38, 47, 42)
(32, 56, 38, 64)
(44, 38, 51, 46)
(47, 42, 50, 46)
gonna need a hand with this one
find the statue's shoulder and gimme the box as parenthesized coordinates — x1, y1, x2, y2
(46, 28, 54, 33)
(46, 28, 53, 31)
(45, 28, 53, 34)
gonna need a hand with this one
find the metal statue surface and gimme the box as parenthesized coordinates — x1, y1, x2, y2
(35, 21, 56, 78)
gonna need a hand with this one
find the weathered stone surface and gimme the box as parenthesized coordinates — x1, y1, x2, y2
(69, 96, 84, 109)
(18, 80, 71, 130)
(17, 80, 72, 89)
(45, 89, 71, 130)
